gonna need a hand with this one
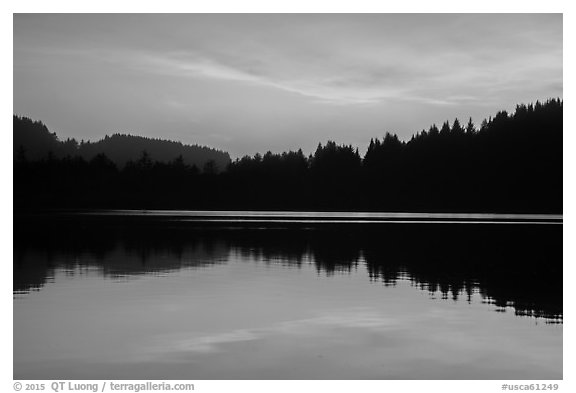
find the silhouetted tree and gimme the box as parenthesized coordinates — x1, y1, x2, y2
(13, 98, 562, 213)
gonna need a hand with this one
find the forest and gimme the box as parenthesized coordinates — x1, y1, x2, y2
(14, 98, 562, 213)
(13, 117, 231, 171)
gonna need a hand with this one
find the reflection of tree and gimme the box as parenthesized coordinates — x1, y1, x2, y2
(14, 218, 562, 322)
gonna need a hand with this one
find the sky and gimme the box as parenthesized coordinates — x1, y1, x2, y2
(13, 13, 562, 158)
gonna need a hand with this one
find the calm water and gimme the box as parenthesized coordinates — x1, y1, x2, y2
(14, 211, 562, 379)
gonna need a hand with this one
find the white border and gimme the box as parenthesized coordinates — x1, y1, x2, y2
(4, 2, 573, 393)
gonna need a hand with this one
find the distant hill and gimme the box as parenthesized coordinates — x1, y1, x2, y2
(76, 134, 230, 171)
(13, 116, 231, 171)
(13, 116, 77, 161)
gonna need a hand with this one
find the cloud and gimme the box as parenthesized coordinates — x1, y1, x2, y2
(133, 52, 429, 106)
(123, 42, 562, 107)
(129, 51, 387, 105)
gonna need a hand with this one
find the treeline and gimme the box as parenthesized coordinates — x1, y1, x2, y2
(13, 116, 231, 171)
(14, 98, 562, 213)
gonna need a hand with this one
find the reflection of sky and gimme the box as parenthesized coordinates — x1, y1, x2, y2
(94, 210, 564, 220)
(14, 14, 562, 157)
(151, 308, 400, 354)
(14, 257, 562, 379)
(86, 210, 564, 225)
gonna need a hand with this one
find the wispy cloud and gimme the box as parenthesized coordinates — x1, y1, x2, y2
(124, 46, 559, 107)
(19, 36, 562, 108)
(130, 51, 387, 105)
(122, 50, 454, 105)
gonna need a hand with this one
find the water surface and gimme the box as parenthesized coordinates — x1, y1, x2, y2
(14, 211, 562, 379)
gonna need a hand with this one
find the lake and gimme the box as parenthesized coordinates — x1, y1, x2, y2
(13, 211, 562, 379)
